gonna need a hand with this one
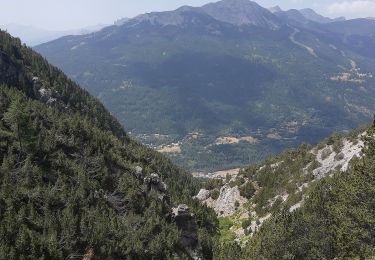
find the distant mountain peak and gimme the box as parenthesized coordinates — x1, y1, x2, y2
(124, 6, 222, 29)
(299, 8, 345, 23)
(276, 9, 310, 25)
(268, 5, 283, 13)
(201, 0, 282, 28)
(274, 7, 347, 25)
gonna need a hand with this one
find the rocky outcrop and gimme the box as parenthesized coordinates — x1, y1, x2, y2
(144, 173, 167, 192)
(196, 184, 247, 217)
(194, 189, 210, 201)
(134, 166, 144, 179)
(313, 138, 364, 179)
(172, 204, 203, 260)
(214, 184, 246, 217)
(143, 173, 169, 204)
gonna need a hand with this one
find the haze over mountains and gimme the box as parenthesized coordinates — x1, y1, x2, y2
(2, 23, 108, 46)
(35, 0, 375, 171)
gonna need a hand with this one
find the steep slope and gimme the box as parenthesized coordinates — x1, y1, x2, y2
(0, 30, 217, 259)
(197, 122, 374, 259)
(35, 1, 375, 172)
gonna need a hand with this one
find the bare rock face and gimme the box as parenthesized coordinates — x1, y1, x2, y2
(197, 184, 247, 217)
(313, 138, 364, 179)
(172, 204, 203, 260)
(214, 184, 246, 217)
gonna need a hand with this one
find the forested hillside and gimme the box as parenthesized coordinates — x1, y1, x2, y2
(0, 30, 218, 259)
(244, 124, 375, 258)
(198, 122, 374, 259)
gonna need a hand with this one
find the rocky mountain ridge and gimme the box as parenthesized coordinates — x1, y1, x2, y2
(195, 127, 369, 243)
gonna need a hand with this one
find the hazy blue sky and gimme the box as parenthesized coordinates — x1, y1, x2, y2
(1, 0, 374, 30)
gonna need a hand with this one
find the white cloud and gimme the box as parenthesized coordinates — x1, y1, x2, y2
(326, 0, 375, 18)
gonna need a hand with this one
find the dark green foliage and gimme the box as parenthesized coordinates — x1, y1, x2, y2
(239, 182, 256, 199)
(241, 219, 252, 230)
(213, 242, 242, 260)
(210, 189, 220, 200)
(0, 30, 218, 259)
(203, 178, 223, 190)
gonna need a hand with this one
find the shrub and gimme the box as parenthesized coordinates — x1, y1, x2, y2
(204, 179, 223, 190)
(211, 189, 220, 200)
(240, 182, 256, 199)
(321, 147, 332, 160)
(334, 152, 345, 161)
(229, 177, 245, 188)
(242, 219, 252, 230)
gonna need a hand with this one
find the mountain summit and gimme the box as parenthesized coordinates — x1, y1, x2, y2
(268, 5, 283, 13)
(201, 0, 281, 28)
(299, 8, 345, 23)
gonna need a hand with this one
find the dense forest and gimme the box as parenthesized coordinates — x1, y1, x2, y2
(0, 30, 218, 259)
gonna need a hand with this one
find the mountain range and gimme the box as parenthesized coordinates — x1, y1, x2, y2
(34, 0, 375, 171)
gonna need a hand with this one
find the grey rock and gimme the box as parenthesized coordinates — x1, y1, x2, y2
(214, 184, 246, 217)
(194, 189, 210, 201)
(134, 166, 143, 178)
(38, 88, 57, 106)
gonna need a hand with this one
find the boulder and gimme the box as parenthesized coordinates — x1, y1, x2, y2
(134, 166, 143, 178)
(194, 189, 211, 201)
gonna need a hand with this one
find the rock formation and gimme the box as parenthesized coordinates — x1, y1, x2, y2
(172, 204, 203, 260)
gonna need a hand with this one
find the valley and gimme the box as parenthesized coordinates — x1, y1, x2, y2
(35, 0, 375, 172)
(1, 0, 375, 259)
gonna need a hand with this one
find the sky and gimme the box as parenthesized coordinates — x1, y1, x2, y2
(0, 0, 374, 31)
